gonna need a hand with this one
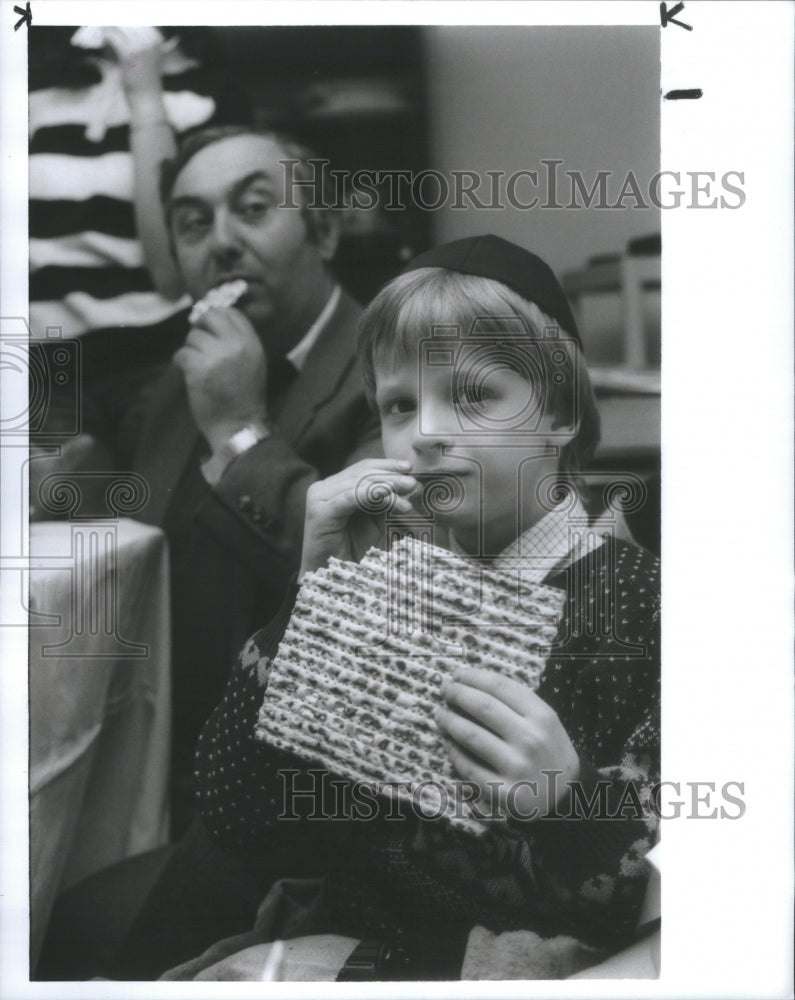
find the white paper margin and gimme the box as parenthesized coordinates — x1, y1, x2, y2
(2, 2, 792, 998)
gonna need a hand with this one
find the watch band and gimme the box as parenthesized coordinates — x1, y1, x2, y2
(335, 940, 414, 982)
(200, 421, 273, 486)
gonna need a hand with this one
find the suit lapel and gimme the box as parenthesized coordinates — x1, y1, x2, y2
(134, 365, 200, 526)
(276, 289, 361, 446)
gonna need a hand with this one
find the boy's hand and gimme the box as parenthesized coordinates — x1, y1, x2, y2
(436, 667, 580, 820)
(299, 458, 417, 579)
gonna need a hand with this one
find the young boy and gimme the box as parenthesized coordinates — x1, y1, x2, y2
(192, 235, 660, 981)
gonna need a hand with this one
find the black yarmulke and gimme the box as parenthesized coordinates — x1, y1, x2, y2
(401, 234, 581, 348)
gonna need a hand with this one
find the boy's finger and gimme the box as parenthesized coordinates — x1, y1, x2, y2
(367, 475, 416, 492)
(327, 468, 413, 493)
(325, 486, 374, 518)
(315, 469, 413, 501)
(355, 472, 416, 489)
(351, 458, 413, 472)
(443, 681, 525, 742)
(450, 667, 540, 716)
(435, 706, 513, 774)
(349, 474, 417, 507)
(351, 487, 413, 513)
(439, 735, 499, 792)
(323, 484, 411, 518)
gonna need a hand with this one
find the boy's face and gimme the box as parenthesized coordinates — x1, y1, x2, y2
(375, 346, 573, 555)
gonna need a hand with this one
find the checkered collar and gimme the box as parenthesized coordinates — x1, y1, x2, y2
(449, 496, 605, 584)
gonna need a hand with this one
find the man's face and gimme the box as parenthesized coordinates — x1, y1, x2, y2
(168, 135, 333, 346)
(375, 347, 567, 555)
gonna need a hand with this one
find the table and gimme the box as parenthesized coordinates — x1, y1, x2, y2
(28, 518, 171, 966)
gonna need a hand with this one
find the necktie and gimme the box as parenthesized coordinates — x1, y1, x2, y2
(266, 354, 298, 408)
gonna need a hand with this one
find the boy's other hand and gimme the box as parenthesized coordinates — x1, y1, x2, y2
(436, 667, 580, 820)
(299, 458, 416, 580)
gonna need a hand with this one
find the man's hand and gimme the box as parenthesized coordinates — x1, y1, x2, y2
(174, 306, 269, 454)
(299, 458, 417, 579)
(436, 667, 580, 820)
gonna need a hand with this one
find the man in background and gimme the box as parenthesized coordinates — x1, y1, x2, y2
(33, 125, 377, 830)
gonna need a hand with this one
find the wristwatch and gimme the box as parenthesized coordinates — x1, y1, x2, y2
(200, 421, 273, 485)
(335, 940, 415, 982)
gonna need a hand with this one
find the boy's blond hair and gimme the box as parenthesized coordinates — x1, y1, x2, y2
(357, 267, 601, 475)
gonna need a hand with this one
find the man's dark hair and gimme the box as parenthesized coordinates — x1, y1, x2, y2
(160, 125, 337, 244)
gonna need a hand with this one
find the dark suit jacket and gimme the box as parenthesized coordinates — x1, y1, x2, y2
(134, 289, 375, 575)
(117, 289, 380, 773)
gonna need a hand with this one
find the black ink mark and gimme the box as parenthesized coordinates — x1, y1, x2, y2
(13, 2, 32, 30)
(660, 2, 692, 31)
(663, 89, 703, 100)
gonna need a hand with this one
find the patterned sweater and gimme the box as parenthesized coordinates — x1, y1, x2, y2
(194, 536, 660, 977)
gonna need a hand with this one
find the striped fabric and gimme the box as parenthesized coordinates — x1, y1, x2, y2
(28, 39, 220, 340)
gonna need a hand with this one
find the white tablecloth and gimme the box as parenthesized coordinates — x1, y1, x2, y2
(29, 518, 171, 965)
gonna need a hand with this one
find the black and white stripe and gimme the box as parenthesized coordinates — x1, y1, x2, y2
(29, 52, 222, 339)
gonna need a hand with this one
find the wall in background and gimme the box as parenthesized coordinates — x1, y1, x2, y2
(214, 26, 430, 303)
(424, 26, 660, 279)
